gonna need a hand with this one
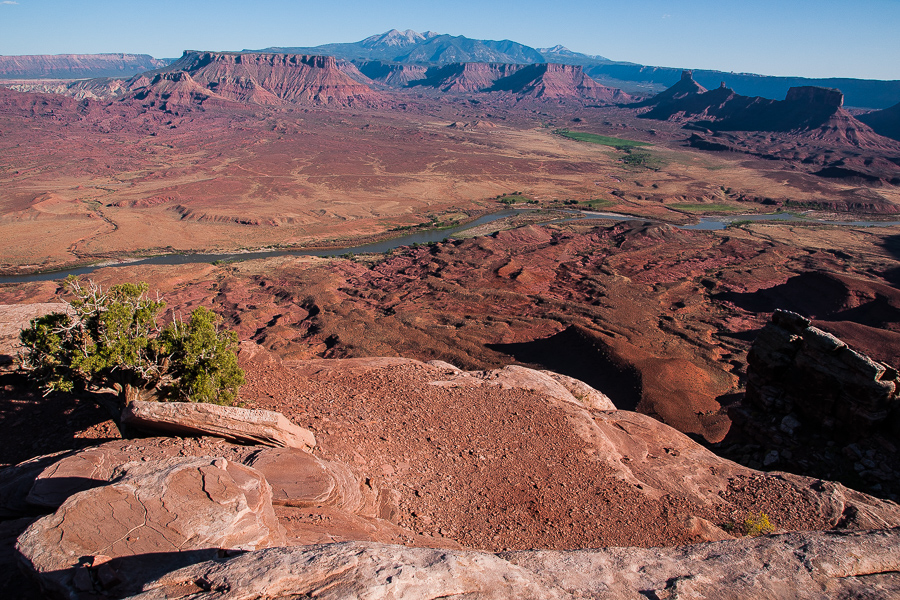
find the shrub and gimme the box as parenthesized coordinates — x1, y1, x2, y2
(744, 512, 775, 536)
(19, 277, 244, 407)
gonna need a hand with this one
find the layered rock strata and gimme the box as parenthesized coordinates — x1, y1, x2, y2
(121, 400, 316, 450)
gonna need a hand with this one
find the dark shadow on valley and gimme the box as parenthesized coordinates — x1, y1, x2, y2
(879, 234, 900, 287)
(488, 325, 643, 411)
(715, 271, 859, 319)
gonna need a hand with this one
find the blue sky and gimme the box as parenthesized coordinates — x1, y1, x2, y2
(1, 0, 898, 80)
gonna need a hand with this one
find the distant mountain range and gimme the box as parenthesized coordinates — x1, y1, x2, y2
(0, 54, 169, 80)
(250, 29, 900, 110)
(1, 30, 899, 109)
(251, 29, 546, 66)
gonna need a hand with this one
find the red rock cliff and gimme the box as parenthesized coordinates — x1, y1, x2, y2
(144, 51, 381, 107)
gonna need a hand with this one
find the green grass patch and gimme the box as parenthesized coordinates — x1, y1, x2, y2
(670, 203, 742, 213)
(580, 198, 616, 210)
(555, 129, 651, 150)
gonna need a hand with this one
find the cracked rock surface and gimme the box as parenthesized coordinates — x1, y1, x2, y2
(16, 456, 284, 599)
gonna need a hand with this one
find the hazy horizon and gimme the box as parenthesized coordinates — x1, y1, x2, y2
(1, 0, 899, 81)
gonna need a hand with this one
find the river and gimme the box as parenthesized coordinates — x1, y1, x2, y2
(3, 209, 900, 284)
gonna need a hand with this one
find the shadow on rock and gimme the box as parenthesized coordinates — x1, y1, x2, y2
(0, 371, 120, 467)
(27, 548, 230, 600)
(0, 517, 42, 599)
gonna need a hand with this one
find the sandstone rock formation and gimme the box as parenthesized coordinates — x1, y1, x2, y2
(859, 100, 900, 142)
(128, 529, 900, 600)
(489, 63, 632, 102)
(363, 60, 631, 102)
(8, 355, 900, 598)
(504, 528, 900, 600)
(130, 71, 229, 108)
(0, 77, 129, 101)
(427, 363, 616, 411)
(355, 61, 429, 86)
(745, 309, 899, 437)
(261, 355, 900, 547)
(630, 69, 707, 107)
(131, 542, 571, 600)
(635, 72, 900, 188)
(16, 456, 284, 598)
(133, 51, 382, 108)
(121, 400, 316, 450)
(639, 72, 895, 149)
(244, 447, 379, 513)
(18, 437, 273, 512)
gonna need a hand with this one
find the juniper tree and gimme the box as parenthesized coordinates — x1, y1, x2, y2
(19, 277, 244, 408)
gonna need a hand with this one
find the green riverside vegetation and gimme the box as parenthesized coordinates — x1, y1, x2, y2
(670, 203, 742, 213)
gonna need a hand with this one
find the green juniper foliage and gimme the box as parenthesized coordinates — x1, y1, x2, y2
(19, 277, 243, 406)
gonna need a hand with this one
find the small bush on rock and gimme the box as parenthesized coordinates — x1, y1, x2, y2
(19, 277, 244, 407)
(744, 512, 775, 536)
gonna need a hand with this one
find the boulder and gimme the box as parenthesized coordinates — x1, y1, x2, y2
(745, 309, 900, 437)
(16, 456, 285, 599)
(0, 450, 72, 517)
(243, 447, 376, 513)
(128, 542, 571, 600)
(429, 364, 616, 411)
(121, 400, 316, 450)
(22, 437, 260, 511)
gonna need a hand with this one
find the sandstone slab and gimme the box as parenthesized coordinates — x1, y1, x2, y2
(128, 542, 571, 600)
(429, 363, 616, 411)
(243, 447, 371, 511)
(17, 456, 285, 599)
(128, 528, 900, 600)
(746, 308, 900, 437)
(22, 437, 260, 511)
(121, 400, 316, 450)
(504, 527, 900, 600)
(25, 445, 131, 509)
(570, 405, 900, 532)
